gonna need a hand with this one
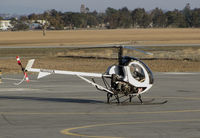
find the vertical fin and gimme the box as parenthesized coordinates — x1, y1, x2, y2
(25, 59, 35, 71)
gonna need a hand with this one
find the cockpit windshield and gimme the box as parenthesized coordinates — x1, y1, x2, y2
(127, 56, 154, 84)
(130, 63, 145, 82)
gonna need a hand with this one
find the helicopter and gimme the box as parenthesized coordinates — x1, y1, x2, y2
(16, 45, 154, 104)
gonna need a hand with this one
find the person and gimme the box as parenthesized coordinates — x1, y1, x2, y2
(138, 87, 143, 93)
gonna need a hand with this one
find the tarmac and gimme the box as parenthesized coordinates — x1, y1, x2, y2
(0, 72, 200, 138)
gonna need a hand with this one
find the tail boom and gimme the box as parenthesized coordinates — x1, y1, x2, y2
(25, 59, 102, 79)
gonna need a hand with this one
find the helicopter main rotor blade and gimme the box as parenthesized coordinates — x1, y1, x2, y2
(60, 45, 116, 49)
(67, 45, 153, 55)
(123, 46, 153, 55)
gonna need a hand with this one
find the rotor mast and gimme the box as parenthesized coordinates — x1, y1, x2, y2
(117, 46, 124, 76)
(118, 46, 123, 66)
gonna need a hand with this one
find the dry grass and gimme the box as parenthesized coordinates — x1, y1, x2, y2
(0, 28, 200, 46)
(0, 47, 199, 73)
(0, 29, 200, 73)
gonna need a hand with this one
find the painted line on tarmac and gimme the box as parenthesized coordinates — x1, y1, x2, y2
(2, 77, 37, 82)
(0, 88, 39, 92)
(1, 109, 200, 115)
(61, 119, 200, 138)
(0, 96, 200, 115)
(147, 96, 200, 100)
(160, 72, 200, 75)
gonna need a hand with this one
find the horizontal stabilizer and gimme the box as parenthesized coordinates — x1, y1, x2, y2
(38, 72, 51, 79)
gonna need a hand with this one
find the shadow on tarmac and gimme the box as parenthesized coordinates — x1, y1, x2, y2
(0, 96, 104, 104)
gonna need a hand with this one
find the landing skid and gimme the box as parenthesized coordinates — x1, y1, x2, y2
(106, 93, 168, 105)
(108, 99, 168, 105)
(125, 100, 168, 105)
(107, 93, 144, 104)
(107, 93, 123, 104)
(78, 75, 160, 105)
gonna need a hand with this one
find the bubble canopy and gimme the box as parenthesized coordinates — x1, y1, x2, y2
(123, 56, 154, 85)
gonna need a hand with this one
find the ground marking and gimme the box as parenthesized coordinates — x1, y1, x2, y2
(1, 109, 200, 115)
(160, 72, 200, 75)
(0, 88, 38, 92)
(61, 119, 200, 138)
(2, 77, 37, 82)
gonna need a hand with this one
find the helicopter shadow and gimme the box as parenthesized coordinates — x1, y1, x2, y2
(0, 95, 104, 104)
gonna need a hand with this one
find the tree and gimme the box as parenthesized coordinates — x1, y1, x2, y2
(142, 13, 152, 28)
(106, 7, 118, 16)
(118, 7, 132, 28)
(42, 11, 50, 20)
(28, 13, 38, 20)
(191, 8, 200, 27)
(131, 8, 151, 28)
(10, 18, 29, 31)
(151, 8, 167, 27)
(8, 5, 199, 31)
(166, 9, 187, 28)
(86, 7, 90, 13)
(87, 14, 98, 27)
(70, 13, 87, 28)
(105, 7, 120, 29)
(48, 9, 64, 29)
(183, 3, 192, 27)
(20, 16, 28, 22)
(91, 10, 98, 16)
(96, 13, 106, 25)
(62, 12, 73, 28)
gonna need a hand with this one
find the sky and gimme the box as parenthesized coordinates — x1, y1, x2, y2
(0, 0, 200, 15)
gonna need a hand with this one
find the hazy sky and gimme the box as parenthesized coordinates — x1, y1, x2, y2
(1, 0, 200, 14)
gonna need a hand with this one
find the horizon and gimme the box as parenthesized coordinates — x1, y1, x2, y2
(0, 0, 200, 15)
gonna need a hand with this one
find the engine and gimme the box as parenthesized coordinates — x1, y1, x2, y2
(111, 74, 137, 95)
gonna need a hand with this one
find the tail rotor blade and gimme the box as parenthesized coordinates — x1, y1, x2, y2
(16, 56, 22, 66)
(24, 72, 30, 83)
(15, 56, 30, 85)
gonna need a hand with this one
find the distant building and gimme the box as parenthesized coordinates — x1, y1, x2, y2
(29, 23, 41, 30)
(0, 20, 12, 30)
(31, 20, 48, 25)
(29, 20, 49, 30)
(80, 4, 86, 13)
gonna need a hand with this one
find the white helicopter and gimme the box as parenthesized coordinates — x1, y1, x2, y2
(16, 46, 154, 104)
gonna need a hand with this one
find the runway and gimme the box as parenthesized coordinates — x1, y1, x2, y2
(0, 73, 200, 138)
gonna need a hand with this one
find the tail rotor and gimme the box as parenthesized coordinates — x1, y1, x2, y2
(15, 56, 30, 85)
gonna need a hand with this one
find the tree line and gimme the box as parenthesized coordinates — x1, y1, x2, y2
(7, 3, 200, 30)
